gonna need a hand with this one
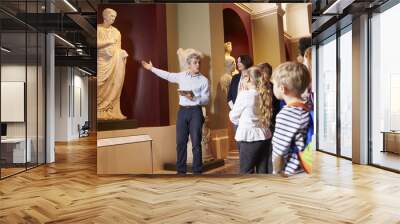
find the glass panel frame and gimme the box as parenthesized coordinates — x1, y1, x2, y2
(317, 34, 338, 155)
(0, 0, 46, 179)
(339, 25, 353, 159)
(315, 24, 353, 160)
(370, 2, 400, 172)
(1, 29, 28, 178)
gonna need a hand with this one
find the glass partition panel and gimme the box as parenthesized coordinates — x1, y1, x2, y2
(371, 3, 400, 171)
(1, 31, 27, 177)
(27, 31, 38, 169)
(339, 28, 352, 158)
(317, 36, 337, 155)
(38, 32, 45, 165)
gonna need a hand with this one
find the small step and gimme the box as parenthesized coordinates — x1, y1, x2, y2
(164, 159, 225, 173)
(97, 119, 138, 131)
(227, 151, 239, 160)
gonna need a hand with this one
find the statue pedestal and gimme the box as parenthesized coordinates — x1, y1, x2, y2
(164, 159, 225, 173)
(97, 119, 138, 131)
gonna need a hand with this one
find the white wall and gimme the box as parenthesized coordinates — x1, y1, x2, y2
(55, 67, 89, 141)
(1, 63, 46, 164)
(55, 66, 69, 141)
(72, 73, 89, 138)
(1, 65, 32, 138)
(284, 4, 311, 39)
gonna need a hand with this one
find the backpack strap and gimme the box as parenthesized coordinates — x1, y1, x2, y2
(287, 101, 313, 153)
(286, 101, 309, 112)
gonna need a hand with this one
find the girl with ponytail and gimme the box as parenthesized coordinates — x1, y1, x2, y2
(258, 63, 282, 173)
(229, 66, 273, 174)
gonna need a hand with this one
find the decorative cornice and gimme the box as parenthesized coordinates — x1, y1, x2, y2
(233, 3, 286, 20)
(285, 3, 311, 10)
(284, 32, 292, 39)
(250, 6, 285, 20)
(234, 3, 253, 15)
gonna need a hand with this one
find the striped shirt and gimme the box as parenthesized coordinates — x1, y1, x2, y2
(272, 104, 310, 175)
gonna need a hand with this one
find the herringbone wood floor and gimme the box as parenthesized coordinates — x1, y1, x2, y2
(1, 135, 400, 223)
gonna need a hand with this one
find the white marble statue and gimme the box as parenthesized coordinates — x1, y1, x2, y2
(177, 48, 203, 71)
(201, 108, 213, 162)
(224, 42, 238, 75)
(220, 42, 238, 95)
(97, 8, 128, 120)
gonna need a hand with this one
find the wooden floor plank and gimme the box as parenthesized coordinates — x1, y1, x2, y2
(0, 135, 400, 223)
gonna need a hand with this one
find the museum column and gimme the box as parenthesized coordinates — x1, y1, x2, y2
(251, 4, 286, 68)
(46, 32, 55, 163)
(166, 3, 226, 164)
(351, 14, 369, 164)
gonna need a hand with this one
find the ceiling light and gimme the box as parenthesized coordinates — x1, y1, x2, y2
(77, 67, 93, 76)
(54, 34, 75, 48)
(323, 0, 354, 15)
(1, 47, 11, 53)
(63, 0, 78, 12)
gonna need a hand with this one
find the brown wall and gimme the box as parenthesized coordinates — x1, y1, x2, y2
(98, 4, 169, 127)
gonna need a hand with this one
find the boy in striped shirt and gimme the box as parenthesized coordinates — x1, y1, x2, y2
(270, 62, 311, 176)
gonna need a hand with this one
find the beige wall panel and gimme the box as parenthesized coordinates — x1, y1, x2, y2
(208, 3, 227, 130)
(166, 4, 179, 125)
(166, 3, 227, 129)
(97, 141, 152, 174)
(98, 125, 177, 172)
(252, 13, 285, 68)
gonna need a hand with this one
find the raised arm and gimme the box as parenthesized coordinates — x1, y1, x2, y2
(141, 61, 180, 83)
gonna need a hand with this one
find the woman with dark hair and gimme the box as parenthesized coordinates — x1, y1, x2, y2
(227, 54, 253, 154)
(297, 36, 312, 64)
(227, 55, 253, 108)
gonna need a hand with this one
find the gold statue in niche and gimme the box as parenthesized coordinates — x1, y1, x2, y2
(97, 8, 128, 120)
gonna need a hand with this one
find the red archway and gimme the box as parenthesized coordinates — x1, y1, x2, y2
(222, 6, 253, 60)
